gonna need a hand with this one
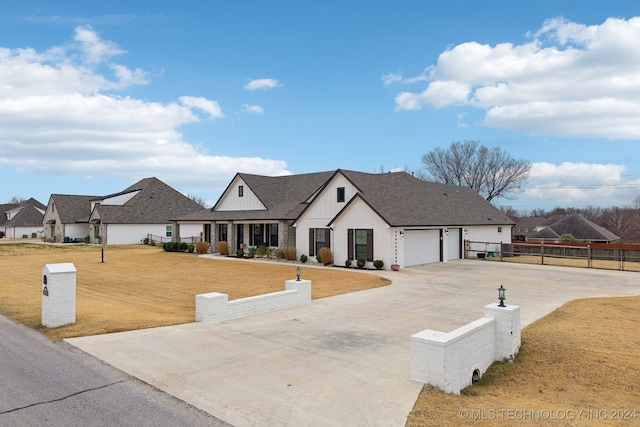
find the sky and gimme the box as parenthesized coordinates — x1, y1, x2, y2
(1, 1, 640, 213)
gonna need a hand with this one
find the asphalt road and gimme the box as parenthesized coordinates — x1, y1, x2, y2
(0, 315, 230, 427)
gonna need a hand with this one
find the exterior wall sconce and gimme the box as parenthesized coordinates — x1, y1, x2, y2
(444, 228, 449, 235)
(399, 230, 404, 237)
(497, 285, 506, 307)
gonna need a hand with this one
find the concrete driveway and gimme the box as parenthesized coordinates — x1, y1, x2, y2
(67, 260, 640, 426)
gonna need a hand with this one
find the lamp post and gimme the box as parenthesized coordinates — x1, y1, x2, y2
(296, 266, 301, 281)
(497, 285, 506, 307)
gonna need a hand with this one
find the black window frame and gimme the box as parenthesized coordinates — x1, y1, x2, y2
(347, 228, 373, 262)
(337, 187, 345, 203)
(238, 185, 244, 197)
(218, 223, 228, 242)
(309, 228, 331, 256)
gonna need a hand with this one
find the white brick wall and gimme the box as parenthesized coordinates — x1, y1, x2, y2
(196, 279, 311, 323)
(410, 304, 521, 395)
(42, 263, 77, 328)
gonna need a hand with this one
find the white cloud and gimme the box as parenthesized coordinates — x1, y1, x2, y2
(522, 162, 640, 207)
(0, 27, 290, 192)
(179, 96, 224, 119)
(240, 104, 264, 114)
(389, 16, 640, 140)
(244, 78, 282, 90)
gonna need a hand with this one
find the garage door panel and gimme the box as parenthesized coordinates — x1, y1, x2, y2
(404, 230, 440, 266)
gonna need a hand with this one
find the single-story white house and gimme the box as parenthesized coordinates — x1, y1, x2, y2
(0, 198, 46, 239)
(174, 169, 514, 269)
(43, 178, 205, 245)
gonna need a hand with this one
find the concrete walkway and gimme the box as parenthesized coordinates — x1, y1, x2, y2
(67, 260, 640, 426)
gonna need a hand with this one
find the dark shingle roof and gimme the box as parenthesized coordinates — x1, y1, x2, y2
(50, 195, 98, 223)
(179, 169, 513, 226)
(0, 203, 19, 226)
(530, 214, 619, 242)
(3, 198, 46, 227)
(95, 177, 205, 224)
(339, 170, 513, 226)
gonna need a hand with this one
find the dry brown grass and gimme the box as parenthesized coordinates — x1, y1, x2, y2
(407, 295, 640, 426)
(0, 244, 389, 341)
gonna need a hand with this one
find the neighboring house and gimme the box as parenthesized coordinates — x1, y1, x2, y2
(174, 169, 514, 269)
(0, 198, 46, 238)
(88, 177, 205, 245)
(43, 195, 98, 242)
(513, 214, 619, 243)
(511, 216, 548, 242)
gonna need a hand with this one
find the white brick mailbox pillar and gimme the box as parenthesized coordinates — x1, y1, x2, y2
(484, 303, 521, 361)
(411, 302, 521, 394)
(42, 263, 77, 328)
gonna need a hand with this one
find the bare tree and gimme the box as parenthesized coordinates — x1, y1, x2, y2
(421, 141, 531, 202)
(8, 196, 25, 204)
(187, 194, 208, 208)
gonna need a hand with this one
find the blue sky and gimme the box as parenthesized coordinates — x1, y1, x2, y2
(1, 1, 640, 213)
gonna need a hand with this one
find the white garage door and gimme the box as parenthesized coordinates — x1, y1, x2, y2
(404, 230, 440, 266)
(447, 228, 461, 260)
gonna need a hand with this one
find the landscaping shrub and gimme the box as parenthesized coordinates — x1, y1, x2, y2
(318, 247, 333, 265)
(272, 248, 284, 259)
(373, 260, 384, 269)
(236, 248, 244, 257)
(187, 244, 194, 253)
(163, 241, 179, 252)
(217, 241, 229, 255)
(345, 258, 353, 268)
(256, 246, 268, 257)
(195, 241, 210, 254)
(300, 254, 308, 263)
(178, 242, 188, 252)
(356, 257, 366, 268)
(284, 246, 297, 261)
(143, 237, 150, 245)
(247, 247, 257, 258)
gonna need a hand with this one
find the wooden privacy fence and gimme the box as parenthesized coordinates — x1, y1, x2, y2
(466, 240, 640, 272)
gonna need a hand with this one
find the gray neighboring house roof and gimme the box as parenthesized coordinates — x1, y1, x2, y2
(93, 177, 205, 224)
(2, 198, 45, 228)
(49, 194, 98, 224)
(529, 214, 619, 242)
(177, 169, 514, 227)
(0, 203, 18, 227)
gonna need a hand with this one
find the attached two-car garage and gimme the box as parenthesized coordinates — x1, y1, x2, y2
(404, 228, 461, 267)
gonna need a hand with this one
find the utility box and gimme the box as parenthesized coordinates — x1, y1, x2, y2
(42, 263, 77, 328)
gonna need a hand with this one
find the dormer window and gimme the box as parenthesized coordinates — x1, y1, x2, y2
(337, 187, 345, 203)
(238, 185, 244, 197)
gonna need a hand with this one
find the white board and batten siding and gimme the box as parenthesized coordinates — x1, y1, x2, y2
(216, 177, 266, 211)
(404, 229, 440, 267)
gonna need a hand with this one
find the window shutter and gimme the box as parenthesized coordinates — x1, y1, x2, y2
(309, 228, 314, 256)
(366, 229, 374, 261)
(348, 229, 354, 259)
(325, 228, 331, 249)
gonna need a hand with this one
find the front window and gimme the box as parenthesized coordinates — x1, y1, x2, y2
(498, 226, 503, 234)
(238, 185, 244, 197)
(51, 225, 55, 237)
(348, 229, 373, 261)
(309, 228, 331, 256)
(166, 225, 173, 237)
(270, 223, 278, 247)
(218, 224, 228, 242)
(337, 187, 345, 203)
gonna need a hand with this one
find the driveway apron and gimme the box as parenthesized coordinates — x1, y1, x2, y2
(67, 260, 640, 426)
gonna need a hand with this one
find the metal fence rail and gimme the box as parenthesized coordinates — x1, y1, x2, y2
(466, 240, 640, 272)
